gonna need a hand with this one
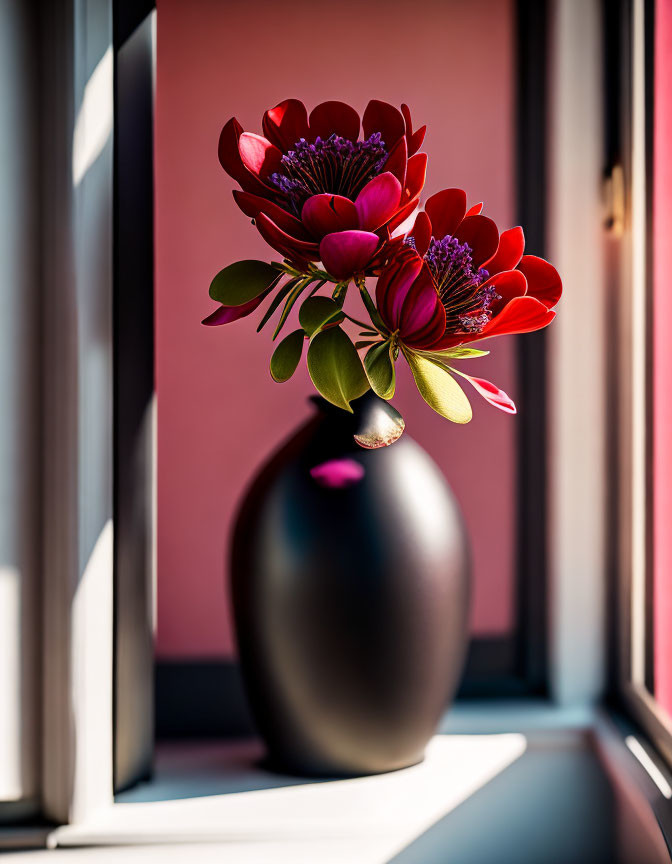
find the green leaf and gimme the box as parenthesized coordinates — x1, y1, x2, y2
(272, 278, 312, 340)
(364, 341, 396, 400)
(421, 346, 490, 360)
(307, 327, 370, 412)
(299, 296, 345, 338)
(209, 260, 280, 306)
(270, 329, 304, 383)
(405, 350, 472, 424)
(257, 279, 297, 333)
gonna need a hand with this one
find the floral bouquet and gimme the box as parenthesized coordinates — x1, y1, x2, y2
(204, 99, 561, 446)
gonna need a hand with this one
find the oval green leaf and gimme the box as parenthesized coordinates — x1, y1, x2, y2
(299, 296, 345, 338)
(405, 351, 472, 424)
(364, 341, 396, 400)
(209, 260, 279, 306)
(423, 346, 490, 360)
(270, 329, 304, 383)
(307, 327, 370, 412)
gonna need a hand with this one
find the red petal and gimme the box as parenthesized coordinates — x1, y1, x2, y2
(363, 100, 405, 147)
(262, 99, 309, 151)
(238, 133, 283, 180)
(486, 269, 528, 314)
(300, 194, 358, 238)
(376, 252, 424, 328)
(425, 188, 467, 240)
(401, 103, 413, 132)
(483, 226, 525, 275)
(517, 255, 562, 308)
(255, 212, 320, 260)
(218, 118, 273, 197)
(202, 292, 268, 326)
(465, 202, 483, 217)
(480, 295, 556, 338)
(355, 172, 402, 231)
(319, 230, 380, 279)
(403, 153, 427, 203)
(400, 266, 446, 346)
(409, 126, 426, 156)
(453, 214, 500, 267)
(457, 373, 517, 414)
(383, 135, 407, 187)
(402, 104, 426, 155)
(410, 211, 432, 257)
(232, 190, 312, 239)
(387, 199, 420, 233)
(309, 101, 360, 141)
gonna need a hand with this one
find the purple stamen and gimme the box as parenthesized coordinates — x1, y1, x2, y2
(424, 236, 495, 335)
(270, 132, 388, 214)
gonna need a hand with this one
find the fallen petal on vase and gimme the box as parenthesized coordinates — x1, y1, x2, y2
(310, 458, 365, 488)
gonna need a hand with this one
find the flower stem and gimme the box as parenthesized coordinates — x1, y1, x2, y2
(355, 275, 387, 333)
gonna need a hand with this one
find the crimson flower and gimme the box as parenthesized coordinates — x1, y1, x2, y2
(376, 188, 561, 351)
(219, 99, 427, 279)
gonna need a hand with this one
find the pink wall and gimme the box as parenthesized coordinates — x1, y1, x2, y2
(653, 0, 672, 717)
(155, 0, 517, 659)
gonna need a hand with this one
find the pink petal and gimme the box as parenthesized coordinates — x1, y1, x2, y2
(262, 99, 309, 151)
(425, 188, 467, 240)
(218, 118, 274, 197)
(202, 293, 267, 326)
(309, 101, 360, 141)
(319, 230, 380, 279)
(310, 458, 365, 489)
(457, 373, 517, 414)
(233, 190, 312, 239)
(355, 172, 402, 231)
(362, 100, 405, 147)
(300, 194, 359, 238)
(238, 132, 283, 179)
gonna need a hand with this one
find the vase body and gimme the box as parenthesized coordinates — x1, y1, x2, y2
(231, 394, 470, 777)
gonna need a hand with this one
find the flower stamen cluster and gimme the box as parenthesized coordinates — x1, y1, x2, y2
(270, 133, 388, 214)
(424, 236, 497, 334)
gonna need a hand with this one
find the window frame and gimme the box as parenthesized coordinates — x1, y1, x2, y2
(609, 0, 672, 769)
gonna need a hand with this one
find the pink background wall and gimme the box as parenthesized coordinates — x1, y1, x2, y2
(155, 0, 517, 659)
(653, 0, 672, 717)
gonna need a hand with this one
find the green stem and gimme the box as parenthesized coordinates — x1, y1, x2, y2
(355, 276, 387, 333)
(342, 311, 372, 330)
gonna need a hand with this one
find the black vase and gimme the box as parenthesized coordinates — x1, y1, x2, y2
(231, 392, 470, 777)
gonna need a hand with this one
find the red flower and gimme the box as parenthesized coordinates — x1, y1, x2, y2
(376, 188, 561, 351)
(219, 99, 427, 279)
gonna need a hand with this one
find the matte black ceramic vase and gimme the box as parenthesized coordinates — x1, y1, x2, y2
(231, 392, 470, 777)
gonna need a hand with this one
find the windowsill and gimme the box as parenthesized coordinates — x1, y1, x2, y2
(39, 702, 671, 862)
(4, 701, 671, 862)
